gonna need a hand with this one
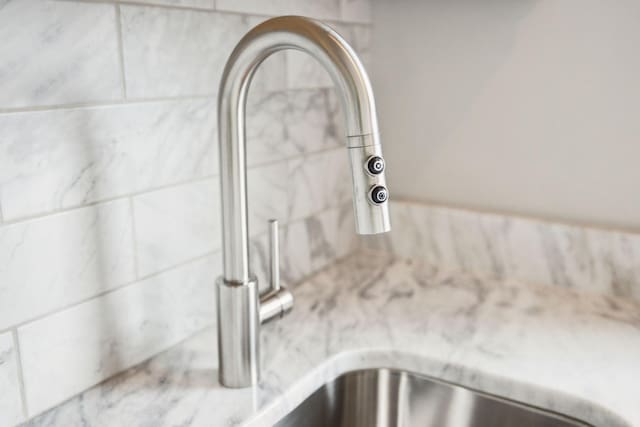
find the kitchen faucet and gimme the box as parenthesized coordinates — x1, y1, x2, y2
(217, 16, 391, 388)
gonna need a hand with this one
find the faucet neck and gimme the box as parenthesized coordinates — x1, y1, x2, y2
(218, 16, 380, 283)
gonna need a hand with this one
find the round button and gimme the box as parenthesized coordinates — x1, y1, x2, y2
(370, 185, 388, 205)
(366, 156, 385, 175)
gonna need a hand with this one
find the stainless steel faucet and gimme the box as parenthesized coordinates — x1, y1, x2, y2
(216, 16, 391, 388)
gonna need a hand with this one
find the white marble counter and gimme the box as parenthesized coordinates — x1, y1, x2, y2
(25, 251, 640, 427)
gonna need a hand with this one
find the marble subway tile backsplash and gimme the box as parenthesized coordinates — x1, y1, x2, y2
(288, 148, 351, 220)
(120, 6, 249, 98)
(0, 200, 135, 330)
(19, 253, 221, 418)
(0, 0, 372, 423)
(0, 99, 217, 220)
(246, 88, 342, 166)
(133, 178, 221, 277)
(0, 0, 122, 109)
(365, 201, 640, 300)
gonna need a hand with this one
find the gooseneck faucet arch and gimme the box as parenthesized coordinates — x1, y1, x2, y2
(217, 16, 390, 388)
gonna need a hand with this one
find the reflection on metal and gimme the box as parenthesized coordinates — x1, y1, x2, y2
(216, 15, 390, 388)
(275, 369, 593, 427)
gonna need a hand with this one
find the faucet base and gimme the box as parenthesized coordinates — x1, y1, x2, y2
(216, 276, 260, 388)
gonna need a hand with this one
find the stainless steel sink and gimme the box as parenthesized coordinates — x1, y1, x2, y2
(275, 369, 593, 427)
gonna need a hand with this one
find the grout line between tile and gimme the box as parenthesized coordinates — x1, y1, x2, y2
(0, 94, 215, 115)
(5, 250, 220, 334)
(11, 329, 29, 420)
(0, 174, 218, 226)
(0, 145, 344, 226)
(0, 86, 340, 115)
(0, 202, 348, 335)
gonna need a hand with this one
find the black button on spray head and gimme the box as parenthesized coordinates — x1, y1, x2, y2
(369, 185, 388, 205)
(366, 156, 385, 175)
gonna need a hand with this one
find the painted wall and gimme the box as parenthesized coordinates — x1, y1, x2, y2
(372, 0, 640, 231)
(0, 0, 371, 423)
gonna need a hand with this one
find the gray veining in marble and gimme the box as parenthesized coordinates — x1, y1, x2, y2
(249, 203, 355, 293)
(0, 0, 122, 109)
(288, 148, 351, 221)
(364, 200, 640, 301)
(0, 199, 135, 330)
(285, 90, 342, 156)
(24, 251, 640, 427)
(18, 253, 221, 418)
(0, 3, 374, 424)
(133, 178, 221, 277)
(247, 161, 289, 237)
(286, 23, 371, 90)
(0, 99, 217, 220)
(120, 6, 250, 98)
(0, 332, 23, 426)
(246, 89, 342, 167)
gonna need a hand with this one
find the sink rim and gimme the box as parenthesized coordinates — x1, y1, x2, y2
(273, 367, 596, 427)
(244, 349, 631, 427)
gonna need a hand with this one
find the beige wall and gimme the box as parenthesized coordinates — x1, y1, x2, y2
(371, 0, 640, 231)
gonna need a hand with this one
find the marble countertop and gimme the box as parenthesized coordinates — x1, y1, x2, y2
(26, 251, 640, 427)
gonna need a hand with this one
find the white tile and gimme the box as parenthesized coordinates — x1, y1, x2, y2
(127, 0, 215, 8)
(216, 0, 340, 21)
(288, 148, 351, 220)
(286, 89, 343, 154)
(121, 6, 250, 98)
(245, 91, 292, 166)
(286, 23, 371, 90)
(287, 51, 333, 90)
(248, 204, 354, 293)
(0, 200, 135, 330)
(0, 99, 216, 220)
(0, 332, 23, 427)
(245, 89, 342, 167)
(248, 162, 289, 237)
(133, 179, 221, 277)
(245, 16, 288, 95)
(0, 0, 122, 109)
(307, 203, 356, 270)
(19, 253, 220, 418)
(281, 220, 312, 285)
(340, 0, 372, 23)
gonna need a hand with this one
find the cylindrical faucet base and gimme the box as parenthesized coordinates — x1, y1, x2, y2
(216, 276, 260, 387)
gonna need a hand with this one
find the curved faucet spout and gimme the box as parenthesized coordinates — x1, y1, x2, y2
(217, 16, 390, 387)
(219, 16, 390, 283)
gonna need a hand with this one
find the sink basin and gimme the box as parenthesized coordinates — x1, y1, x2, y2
(275, 369, 593, 427)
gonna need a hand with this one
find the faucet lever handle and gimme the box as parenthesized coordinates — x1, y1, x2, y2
(260, 219, 293, 324)
(268, 219, 280, 292)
